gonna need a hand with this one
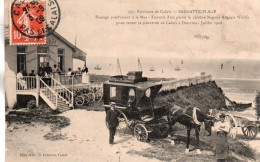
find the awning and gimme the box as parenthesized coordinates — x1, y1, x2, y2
(73, 47, 86, 62)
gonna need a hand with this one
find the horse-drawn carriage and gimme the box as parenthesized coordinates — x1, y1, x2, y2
(104, 71, 170, 141)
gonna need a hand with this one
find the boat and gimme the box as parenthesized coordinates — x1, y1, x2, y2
(174, 65, 181, 71)
(225, 96, 252, 111)
(138, 58, 142, 71)
(150, 66, 155, 71)
(94, 65, 102, 70)
(117, 58, 122, 75)
(181, 60, 184, 64)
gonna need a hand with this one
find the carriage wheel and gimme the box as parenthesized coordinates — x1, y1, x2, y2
(215, 112, 238, 139)
(116, 111, 129, 136)
(75, 95, 85, 106)
(83, 93, 95, 105)
(134, 124, 148, 142)
(242, 125, 258, 139)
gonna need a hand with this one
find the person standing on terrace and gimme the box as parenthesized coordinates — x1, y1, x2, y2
(82, 65, 88, 73)
(44, 62, 53, 75)
(53, 64, 61, 81)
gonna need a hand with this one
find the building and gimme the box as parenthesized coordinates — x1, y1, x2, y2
(5, 26, 87, 110)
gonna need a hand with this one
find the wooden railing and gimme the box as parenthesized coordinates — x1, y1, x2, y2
(59, 74, 82, 85)
(16, 76, 37, 91)
(159, 75, 212, 92)
(39, 78, 58, 108)
(51, 77, 74, 107)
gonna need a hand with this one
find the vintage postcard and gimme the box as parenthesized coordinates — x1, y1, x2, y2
(4, 0, 260, 161)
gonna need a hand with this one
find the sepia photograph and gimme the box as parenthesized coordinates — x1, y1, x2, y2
(3, 0, 260, 161)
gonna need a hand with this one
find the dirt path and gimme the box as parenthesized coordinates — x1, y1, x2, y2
(6, 110, 161, 162)
(6, 109, 256, 162)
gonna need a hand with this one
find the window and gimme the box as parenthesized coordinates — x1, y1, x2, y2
(17, 47, 26, 73)
(17, 47, 26, 53)
(57, 55, 64, 71)
(37, 47, 48, 54)
(37, 47, 49, 69)
(110, 87, 116, 98)
(57, 49, 64, 71)
(58, 49, 64, 55)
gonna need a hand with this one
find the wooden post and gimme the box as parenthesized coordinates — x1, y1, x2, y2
(72, 75, 74, 108)
(36, 75, 40, 107)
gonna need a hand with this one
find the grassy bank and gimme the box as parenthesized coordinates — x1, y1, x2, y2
(154, 81, 226, 113)
(6, 105, 70, 141)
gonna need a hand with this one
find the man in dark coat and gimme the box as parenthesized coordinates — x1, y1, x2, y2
(44, 62, 53, 75)
(106, 102, 119, 144)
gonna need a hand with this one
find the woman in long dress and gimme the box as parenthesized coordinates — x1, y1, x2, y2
(53, 64, 61, 82)
(214, 113, 230, 162)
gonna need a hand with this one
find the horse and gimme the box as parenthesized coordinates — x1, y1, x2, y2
(167, 106, 214, 154)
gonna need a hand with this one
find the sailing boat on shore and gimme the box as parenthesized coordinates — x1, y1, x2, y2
(150, 66, 155, 71)
(175, 65, 181, 71)
(117, 58, 122, 75)
(138, 58, 142, 71)
(94, 64, 102, 70)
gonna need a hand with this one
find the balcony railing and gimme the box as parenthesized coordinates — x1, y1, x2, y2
(59, 74, 83, 86)
(16, 76, 37, 91)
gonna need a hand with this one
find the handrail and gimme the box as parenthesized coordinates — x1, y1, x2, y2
(39, 78, 58, 108)
(40, 78, 57, 94)
(16, 76, 37, 91)
(51, 76, 74, 107)
(51, 77, 73, 94)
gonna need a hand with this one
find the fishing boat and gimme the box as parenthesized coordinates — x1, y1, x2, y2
(150, 66, 155, 71)
(174, 65, 181, 71)
(138, 58, 142, 71)
(94, 65, 102, 70)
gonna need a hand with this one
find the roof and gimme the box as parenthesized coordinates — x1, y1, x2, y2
(4, 25, 86, 61)
(104, 80, 162, 90)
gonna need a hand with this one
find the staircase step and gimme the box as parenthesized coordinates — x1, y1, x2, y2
(40, 80, 73, 113)
(57, 107, 71, 112)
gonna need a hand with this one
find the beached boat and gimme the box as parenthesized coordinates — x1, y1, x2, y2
(235, 103, 252, 110)
(94, 65, 102, 70)
(175, 66, 181, 71)
(225, 97, 252, 111)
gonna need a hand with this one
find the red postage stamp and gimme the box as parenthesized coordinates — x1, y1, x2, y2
(10, 0, 46, 45)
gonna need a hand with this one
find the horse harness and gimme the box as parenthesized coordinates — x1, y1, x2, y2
(172, 107, 203, 126)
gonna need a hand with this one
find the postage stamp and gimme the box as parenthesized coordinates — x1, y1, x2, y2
(10, 0, 60, 45)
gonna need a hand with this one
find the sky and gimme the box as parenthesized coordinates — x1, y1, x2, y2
(4, 0, 260, 59)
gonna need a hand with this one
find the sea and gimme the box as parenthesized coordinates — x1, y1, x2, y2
(74, 56, 260, 104)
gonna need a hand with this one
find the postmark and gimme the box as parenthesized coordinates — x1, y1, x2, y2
(10, 0, 60, 45)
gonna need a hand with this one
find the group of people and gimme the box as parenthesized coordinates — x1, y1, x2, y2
(66, 66, 88, 76)
(106, 104, 231, 161)
(17, 63, 89, 88)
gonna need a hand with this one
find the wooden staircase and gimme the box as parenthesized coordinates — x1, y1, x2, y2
(39, 78, 73, 112)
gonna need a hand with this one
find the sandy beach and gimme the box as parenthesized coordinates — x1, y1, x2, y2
(6, 108, 259, 162)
